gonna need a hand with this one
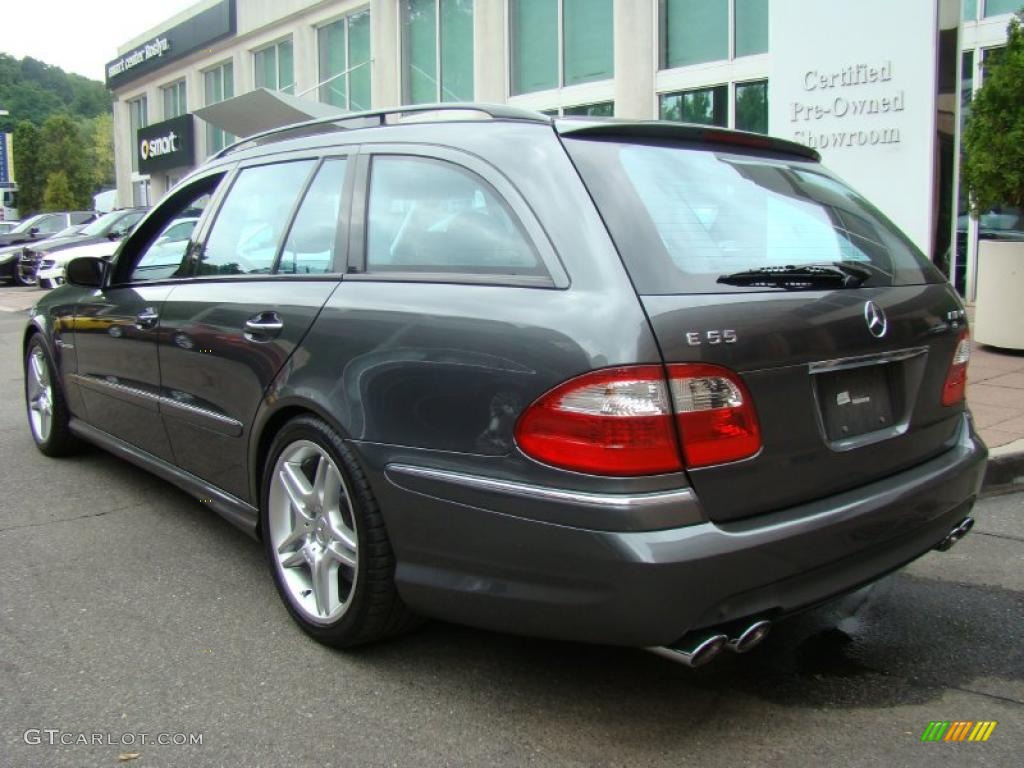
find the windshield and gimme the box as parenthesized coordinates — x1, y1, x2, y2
(53, 225, 83, 238)
(10, 215, 45, 234)
(565, 138, 944, 293)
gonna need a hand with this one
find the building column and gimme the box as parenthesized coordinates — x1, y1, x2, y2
(294, 23, 317, 98)
(112, 99, 133, 209)
(473, 0, 507, 102)
(613, 0, 656, 119)
(371, 0, 400, 107)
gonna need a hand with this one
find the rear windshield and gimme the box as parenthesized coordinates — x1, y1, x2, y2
(565, 138, 944, 293)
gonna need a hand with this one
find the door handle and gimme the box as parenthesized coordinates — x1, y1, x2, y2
(244, 311, 284, 341)
(135, 307, 159, 330)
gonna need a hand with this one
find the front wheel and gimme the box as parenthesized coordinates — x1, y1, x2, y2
(261, 416, 419, 647)
(13, 265, 37, 287)
(24, 335, 80, 456)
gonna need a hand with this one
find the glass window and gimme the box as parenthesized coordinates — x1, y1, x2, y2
(664, 0, 728, 69)
(660, 85, 728, 126)
(318, 10, 372, 111)
(128, 97, 147, 173)
(254, 39, 295, 94)
(562, 101, 615, 116)
(440, 0, 474, 101)
(204, 61, 235, 156)
(563, 0, 614, 87)
(963, 0, 978, 19)
(984, 0, 1018, 16)
(402, 0, 474, 104)
(124, 179, 219, 283)
(36, 215, 67, 234)
(511, 0, 614, 95)
(510, 0, 559, 95)
(280, 159, 348, 275)
(366, 156, 542, 276)
(735, 80, 768, 133)
(735, 0, 768, 57)
(564, 139, 941, 294)
(162, 80, 187, 119)
(200, 161, 315, 276)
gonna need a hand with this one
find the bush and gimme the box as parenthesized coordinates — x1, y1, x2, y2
(961, 13, 1024, 215)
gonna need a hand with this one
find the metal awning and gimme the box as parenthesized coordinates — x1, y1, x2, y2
(193, 87, 345, 138)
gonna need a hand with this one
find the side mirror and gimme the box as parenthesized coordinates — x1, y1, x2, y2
(66, 257, 106, 288)
(29, 227, 40, 236)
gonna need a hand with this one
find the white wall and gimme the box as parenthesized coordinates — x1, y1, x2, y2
(769, 0, 939, 253)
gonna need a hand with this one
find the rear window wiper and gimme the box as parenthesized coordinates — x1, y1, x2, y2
(717, 262, 871, 290)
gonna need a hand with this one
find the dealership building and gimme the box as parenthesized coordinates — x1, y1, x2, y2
(107, 0, 1020, 300)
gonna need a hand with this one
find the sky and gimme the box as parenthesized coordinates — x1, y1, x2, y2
(0, 0, 199, 82)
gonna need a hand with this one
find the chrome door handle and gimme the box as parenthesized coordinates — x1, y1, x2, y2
(135, 308, 159, 330)
(244, 312, 284, 340)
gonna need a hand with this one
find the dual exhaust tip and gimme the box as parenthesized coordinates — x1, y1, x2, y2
(649, 619, 772, 668)
(934, 516, 974, 552)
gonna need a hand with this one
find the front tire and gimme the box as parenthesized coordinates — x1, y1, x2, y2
(13, 266, 36, 287)
(261, 416, 419, 647)
(24, 335, 80, 456)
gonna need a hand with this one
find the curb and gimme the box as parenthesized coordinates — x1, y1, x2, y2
(981, 438, 1024, 495)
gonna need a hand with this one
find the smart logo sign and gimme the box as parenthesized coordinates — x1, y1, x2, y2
(137, 115, 194, 175)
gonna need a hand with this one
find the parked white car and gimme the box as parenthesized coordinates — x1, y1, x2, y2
(36, 239, 120, 289)
(38, 216, 199, 288)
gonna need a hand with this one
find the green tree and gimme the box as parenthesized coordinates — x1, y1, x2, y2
(962, 13, 1024, 214)
(42, 170, 76, 211)
(12, 120, 43, 214)
(88, 113, 115, 191)
(38, 113, 91, 209)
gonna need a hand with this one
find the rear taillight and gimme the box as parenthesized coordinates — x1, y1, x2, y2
(667, 364, 761, 468)
(514, 364, 761, 476)
(942, 331, 971, 406)
(513, 366, 682, 475)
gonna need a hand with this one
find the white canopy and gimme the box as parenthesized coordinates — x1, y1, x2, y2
(193, 87, 345, 139)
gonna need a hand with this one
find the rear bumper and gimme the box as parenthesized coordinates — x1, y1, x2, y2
(368, 414, 987, 647)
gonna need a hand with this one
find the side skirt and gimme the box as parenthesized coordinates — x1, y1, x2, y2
(69, 418, 260, 539)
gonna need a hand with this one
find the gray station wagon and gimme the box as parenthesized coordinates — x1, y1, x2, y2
(22, 104, 986, 666)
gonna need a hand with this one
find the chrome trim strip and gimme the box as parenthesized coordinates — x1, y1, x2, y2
(159, 396, 243, 436)
(808, 346, 928, 374)
(386, 463, 696, 511)
(71, 373, 161, 411)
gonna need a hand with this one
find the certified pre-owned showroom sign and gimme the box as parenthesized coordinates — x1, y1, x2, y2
(137, 114, 195, 175)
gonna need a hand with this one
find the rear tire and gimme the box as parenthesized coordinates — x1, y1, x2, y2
(13, 267, 36, 287)
(261, 416, 420, 647)
(24, 335, 80, 457)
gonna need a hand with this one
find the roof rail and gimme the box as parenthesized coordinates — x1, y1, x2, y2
(212, 102, 551, 160)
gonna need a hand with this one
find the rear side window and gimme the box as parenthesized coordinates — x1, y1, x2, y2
(565, 138, 943, 293)
(279, 158, 347, 275)
(200, 160, 315, 275)
(365, 155, 542, 276)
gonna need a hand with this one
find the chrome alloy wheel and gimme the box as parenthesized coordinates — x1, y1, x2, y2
(26, 346, 53, 443)
(268, 440, 359, 625)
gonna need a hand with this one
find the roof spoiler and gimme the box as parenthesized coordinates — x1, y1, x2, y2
(554, 119, 820, 162)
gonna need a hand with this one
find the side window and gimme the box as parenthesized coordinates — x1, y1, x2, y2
(70, 212, 95, 225)
(119, 176, 223, 284)
(116, 211, 146, 235)
(365, 156, 543, 276)
(199, 160, 315, 276)
(279, 158, 347, 275)
(36, 215, 67, 234)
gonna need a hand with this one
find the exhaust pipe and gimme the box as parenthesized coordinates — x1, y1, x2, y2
(726, 619, 772, 654)
(935, 516, 975, 552)
(648, 634, 728, 668)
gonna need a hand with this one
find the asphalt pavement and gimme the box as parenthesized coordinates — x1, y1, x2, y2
(0, 306, 1021, 768)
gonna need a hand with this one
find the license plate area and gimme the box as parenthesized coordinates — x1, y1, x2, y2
(814, 364, 900, 443)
